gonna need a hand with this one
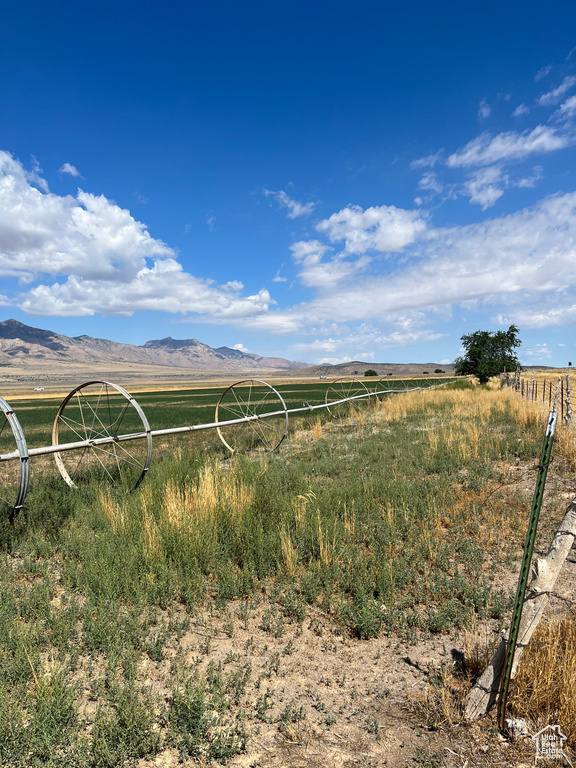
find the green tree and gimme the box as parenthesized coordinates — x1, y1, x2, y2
(364, 369, 378, 377)
(454, 325, 521, 384)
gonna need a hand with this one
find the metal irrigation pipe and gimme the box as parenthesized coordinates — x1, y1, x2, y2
(0, 381, 449, 464)
(0, 377, 456, 519)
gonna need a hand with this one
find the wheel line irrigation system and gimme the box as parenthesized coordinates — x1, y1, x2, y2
(0, 376, 454, 521)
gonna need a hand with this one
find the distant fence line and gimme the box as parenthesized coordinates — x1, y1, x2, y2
(505, 370, 572, 426)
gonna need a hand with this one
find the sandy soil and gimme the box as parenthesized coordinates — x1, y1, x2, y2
(130, 595, 569, 768)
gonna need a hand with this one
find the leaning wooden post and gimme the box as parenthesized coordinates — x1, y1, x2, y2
(465, 497, 576, 721)
(565, 373, 572, 427)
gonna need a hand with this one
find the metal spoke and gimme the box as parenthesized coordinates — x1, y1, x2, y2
(250, 419, 271, 449)
(69, 446, 91, 481)
(58, 414, 92, 443)
(94, 441, 145, 470)
(108, 399, 131, 434)
(232, 387, 247, 417)
(75, 392, 88, 439)
(89, 445, 118, 484)
(80, 391, 114, 438)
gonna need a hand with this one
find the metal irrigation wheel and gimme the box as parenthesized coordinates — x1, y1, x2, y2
(324, 378, 370, 415)
(0, 396, 29, 522)
(52, 381, 152, 490)
(376, 376, 409, 398)
(215, 379, 288, 454)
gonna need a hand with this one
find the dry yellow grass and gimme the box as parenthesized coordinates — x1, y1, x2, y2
(293, 491, 315, 530)
(511, 615, 576, 747)
(162, 460, 253, 530)
(310, 418, 323, 440)
(98, 459, 254, 546)
(98, 488, 125, 533)
(316, 509, 335, 567)
(374, 381, 576, 471)
(280, 526, 297, 576)
(141, 487, 162, 559)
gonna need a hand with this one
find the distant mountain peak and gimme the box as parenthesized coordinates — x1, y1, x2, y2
(142, 336, 205, 350)
(0, 319, 306, 372)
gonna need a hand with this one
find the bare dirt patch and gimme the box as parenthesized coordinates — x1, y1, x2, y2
(131, 597, 545, 767)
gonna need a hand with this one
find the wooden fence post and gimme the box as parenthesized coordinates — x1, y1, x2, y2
(465, 500, 576, 720)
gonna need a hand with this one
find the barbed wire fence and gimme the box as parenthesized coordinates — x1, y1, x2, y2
(467, 370, 576, 727)
(505, 370, 572, 427)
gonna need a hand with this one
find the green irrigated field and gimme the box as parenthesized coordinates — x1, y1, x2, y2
(6, 377, 452, 450)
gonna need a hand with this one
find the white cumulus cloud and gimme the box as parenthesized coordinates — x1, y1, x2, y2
(0, 150, 273, 321)
(535, 64, 552, 82)
(20, 261, 273, 318)
(289, 238, 372, 288)
(418, 172, 443, 195)
(244, 192, 576, 334)
(315, 204, 426, 255)
(463, 167, 506, 209)
(478, 99, 491, 120)
(512, 103, 530, 117)
(558, 94, 576, 117)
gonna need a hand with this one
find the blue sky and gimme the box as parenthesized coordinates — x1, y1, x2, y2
(1, 0, 576, 366)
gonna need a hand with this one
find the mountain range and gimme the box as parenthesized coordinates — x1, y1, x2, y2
(0, 320, 307, 372)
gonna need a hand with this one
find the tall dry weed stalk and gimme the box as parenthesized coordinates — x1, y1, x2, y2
(293, 491, 315, 530)
(98, 489, 125, 533)
(280, 527, 297, 576)
(343, 502, 355, 537)
(316, 509, 335, 567)
(141, 488, 162, 559)
(463, 616, 500, 680)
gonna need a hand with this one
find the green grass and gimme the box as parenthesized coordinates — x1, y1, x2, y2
(0, 380, 559, 765)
